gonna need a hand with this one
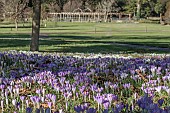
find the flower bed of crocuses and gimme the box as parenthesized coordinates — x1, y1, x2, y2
(0, 51, 170, 113)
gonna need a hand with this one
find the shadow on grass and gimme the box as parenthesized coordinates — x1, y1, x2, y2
(0, 39, 69, 48)
(0, 26, 32, 28)
(43, 44, 158, 54)
(42, 28, 81, 31)
(0, 34, 169, 54)
(0, 34, 30, 38)
(48, 35, 170, 49)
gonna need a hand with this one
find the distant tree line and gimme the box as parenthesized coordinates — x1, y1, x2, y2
(0, 0, 169, 21)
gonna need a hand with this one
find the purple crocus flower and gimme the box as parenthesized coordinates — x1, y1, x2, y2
(71, 85, 76, 93)
(26, 100, 29, 107)
(79, 86, 86, 93)
(48, 102, 52, 108)
(94, 95, 104, 104)
(35, 108, 40, 113)
(155, 86, 162, 93)
(123, 83, 131, 89)
(95, 87, 104, 93)
(103, 109, 109, 113)
(12, 99, 16, 106)
(86, 108, 97, 113)
(165, 88, 170, 95)
(82, 102, 90, 110)
(158, 99, 164, 106)
(91, 84, 97, 94)
(107, 94, 116, 103)
(102, 100, 110, 109)
(20, 96, 25, 112)
(35, 96, 41, 108)
(16, 102, 20, 110)
(104, 82, 110, 89)
(116, 103, 124, 112)
(51, 95, 56, 103)
(0, 84, 5, 90)
(156, 67, 162, 75)
(74, 105, 84, 113)
(20, 96, 25, 101)
(63, 92, 72, 99)
(110, 84, 118, 90)
(46, 94, 53, 100)
(130, 69, 135, 75)
(36, 89, 41, 94)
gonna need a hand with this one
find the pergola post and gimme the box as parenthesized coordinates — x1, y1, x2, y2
(64, 13, 66, 21)
(93, 13, 95, 22)
(83, 13, 84, 22)
(59, 13, 61, 22)
(49, 12, 132, 23)
(56, 13, 58, 22)
(98, 13, 100, 22)
(88, 13, 90, 22)
(85, 13, 87, 22)
(119, 13, 122, 20)
(72, 13, 74, 22)
(129, 14, 131, 20)
(78, 13, 80, 22)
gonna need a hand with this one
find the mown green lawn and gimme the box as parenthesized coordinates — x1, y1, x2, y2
(0, 22, 170, 53)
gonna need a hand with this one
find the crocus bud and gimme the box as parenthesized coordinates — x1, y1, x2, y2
(26, 100, 29, 107)
(12, 99, 16, 107)
(42, 88, 45, 97)
(1, 100, 3, 111)
(16, 88, 19, 96)
(48, 102, 52, 109)
(59, 109, 63, 113)
(41, 97, 44, 103)
(6, 98, 8, 107)
(5, 90, 8, 98)
(1, 91, 4, 99)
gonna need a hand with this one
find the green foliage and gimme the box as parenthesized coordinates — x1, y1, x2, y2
(140, 0, 164, 18)
(125, 0, 136, 13)
(111, 0, 127, 12)
(154, 1, 164, 14)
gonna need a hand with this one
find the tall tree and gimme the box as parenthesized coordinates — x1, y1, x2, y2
(30, 0, 41, 51)
(0, 0, 28, 30)
(136, 0, 141, 19)
(86, 0, 102, 12)
(56, 0, 69, 12)
(164, 1, 170, 24)
(98, 0, 115, 22)
(125, 0, 136, 15)
(0, 1, 3, 19)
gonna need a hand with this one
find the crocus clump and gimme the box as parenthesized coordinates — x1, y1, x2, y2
(0, 51, 169, 112)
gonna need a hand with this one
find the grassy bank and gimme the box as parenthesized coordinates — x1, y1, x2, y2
(0, 22, 170, 53)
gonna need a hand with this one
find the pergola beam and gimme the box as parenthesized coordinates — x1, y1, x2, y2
(49, 12, 132, 22)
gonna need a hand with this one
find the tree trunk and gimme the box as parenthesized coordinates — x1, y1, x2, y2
(136, 0, 141, 20)
(164, 1, 170, 24)
(30, 0, 41, 51)
(15, 5, 18, 31)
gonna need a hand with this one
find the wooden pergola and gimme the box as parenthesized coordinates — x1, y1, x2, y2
(48, 12, 132, 22)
